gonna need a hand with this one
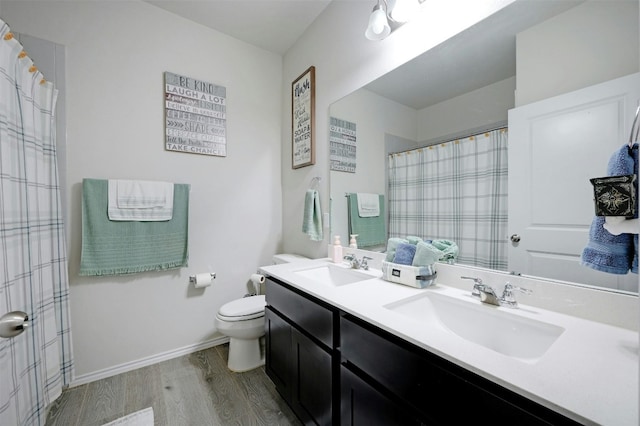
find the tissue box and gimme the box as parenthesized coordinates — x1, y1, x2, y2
(381, 261, 437, 288)
(590, 174, 637, 217)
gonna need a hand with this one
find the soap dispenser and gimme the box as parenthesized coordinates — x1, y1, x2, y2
(349, 234, 358, 249)
(331, 235, 343, 263)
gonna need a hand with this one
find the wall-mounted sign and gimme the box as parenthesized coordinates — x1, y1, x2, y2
(329, 116, 356, 173)
(164, 72, 227, 157)
(292, 66, 315, 168)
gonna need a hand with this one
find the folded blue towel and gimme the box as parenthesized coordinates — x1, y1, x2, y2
(394, 243, 417, 265)
(412, 241, 441, 266)
(302, 189, 323, 241)
(582, 144, 638, 274)
(385, 237, 408, 261)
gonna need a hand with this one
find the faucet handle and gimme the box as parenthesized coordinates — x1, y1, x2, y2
(460, 276, 484, 297)
(361, 256, 373, 270)
(500, 282, 532, 307)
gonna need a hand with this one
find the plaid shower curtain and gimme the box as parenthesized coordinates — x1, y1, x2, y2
(388, 129, 508, 270)
(0, 20, 73, 426)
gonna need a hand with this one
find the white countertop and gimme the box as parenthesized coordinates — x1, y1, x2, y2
(260, 258, 639, 426)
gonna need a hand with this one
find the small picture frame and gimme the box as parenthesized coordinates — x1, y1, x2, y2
(292, 66, 315, 169)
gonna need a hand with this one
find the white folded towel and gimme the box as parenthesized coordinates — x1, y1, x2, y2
(357, 193, 380, 217)
(108, 179, 174, 221)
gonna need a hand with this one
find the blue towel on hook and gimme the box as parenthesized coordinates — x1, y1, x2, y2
(302, 189, 323, 241)
(582, 144, 638, 274)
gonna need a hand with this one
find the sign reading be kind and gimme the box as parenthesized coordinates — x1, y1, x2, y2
(164, 71, 227, 157)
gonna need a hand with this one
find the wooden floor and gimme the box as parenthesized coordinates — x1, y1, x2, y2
(45, 344, 301, 426)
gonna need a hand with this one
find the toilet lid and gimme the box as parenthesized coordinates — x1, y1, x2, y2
(219, 295, 266, 319)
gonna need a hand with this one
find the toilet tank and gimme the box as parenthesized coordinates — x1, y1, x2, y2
(272, 254, 309, 264)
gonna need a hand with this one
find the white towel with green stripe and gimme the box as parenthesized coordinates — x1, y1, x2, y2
(302, 189, 323, 241)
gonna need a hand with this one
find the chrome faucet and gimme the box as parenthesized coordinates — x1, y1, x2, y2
(460, 277, 531, 308)
(343, 254, 373, 270)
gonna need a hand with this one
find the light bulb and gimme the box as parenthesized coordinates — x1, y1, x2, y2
(365, 4, 391, 40)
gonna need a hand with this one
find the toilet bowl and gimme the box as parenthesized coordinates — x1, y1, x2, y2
(216, 253, 309, 372)
(215, 295, 267, 372)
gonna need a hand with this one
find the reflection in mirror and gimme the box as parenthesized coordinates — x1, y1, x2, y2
(329, 0, 639, 293)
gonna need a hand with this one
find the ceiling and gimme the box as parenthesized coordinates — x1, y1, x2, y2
(364, 0, 583, 109)
(144, 0, 584, 110)
(144, 0, 333, 55)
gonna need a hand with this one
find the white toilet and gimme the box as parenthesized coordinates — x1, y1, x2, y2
(215, 253, 308, 372)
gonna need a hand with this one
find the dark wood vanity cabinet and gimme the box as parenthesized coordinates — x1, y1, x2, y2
(265, 278, 337, 425)
(265, 276, 582, 426)
(340, 314, 583, 426)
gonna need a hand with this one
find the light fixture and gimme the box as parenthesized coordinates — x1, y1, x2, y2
(365, 1, 391, 41)
(365, 0, 421, 41)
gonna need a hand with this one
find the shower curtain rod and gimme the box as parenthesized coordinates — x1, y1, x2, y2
(390, 121, 507, 156)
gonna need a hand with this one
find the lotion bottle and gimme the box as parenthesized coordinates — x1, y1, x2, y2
(349, 234, 358, 249)
(331, 235, 343, 263)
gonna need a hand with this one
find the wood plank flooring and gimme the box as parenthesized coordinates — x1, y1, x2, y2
(45, 344, 301, 426)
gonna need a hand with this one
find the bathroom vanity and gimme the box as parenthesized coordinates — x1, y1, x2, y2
(260, 258, 638, 426)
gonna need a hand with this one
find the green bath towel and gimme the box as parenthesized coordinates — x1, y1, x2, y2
(80, 178, 190, 276)
(348, 194, 386, 248)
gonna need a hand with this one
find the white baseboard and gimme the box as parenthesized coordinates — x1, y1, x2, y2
(70, 336, 230, 387)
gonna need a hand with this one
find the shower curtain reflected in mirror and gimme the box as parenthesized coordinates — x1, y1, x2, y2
(0, 19, 73, 426)
(388, 128, 508, 270)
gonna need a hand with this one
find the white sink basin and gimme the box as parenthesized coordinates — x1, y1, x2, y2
(385, 291, 565, 361)
(294, 264, 373, 286)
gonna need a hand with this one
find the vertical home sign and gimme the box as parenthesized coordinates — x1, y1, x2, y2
(329, 116, 356, 173)
(164, 72, 227, 157)
(292, 66, 315, 168)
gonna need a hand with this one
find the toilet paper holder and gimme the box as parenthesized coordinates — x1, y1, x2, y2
(189, 272, 216, 284)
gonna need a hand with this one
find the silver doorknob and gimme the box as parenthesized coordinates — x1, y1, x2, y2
(510, 234, 521, 243)
(0, 311, 29, 338)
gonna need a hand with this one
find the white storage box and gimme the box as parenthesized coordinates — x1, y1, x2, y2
(381, 261, 437, 288)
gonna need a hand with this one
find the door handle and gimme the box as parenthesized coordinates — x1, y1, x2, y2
(0, 311, 29, 338)
(510, 234, 521, 243)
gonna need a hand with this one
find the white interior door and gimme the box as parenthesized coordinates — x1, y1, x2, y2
(508, 72, 639, 292)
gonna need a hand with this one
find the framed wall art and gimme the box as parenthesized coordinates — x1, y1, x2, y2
(292, 66, 315, 168)
(164, 71, 227, 157)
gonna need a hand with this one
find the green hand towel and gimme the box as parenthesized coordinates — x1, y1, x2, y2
(432, 239, 459, 262)
(302, 189, 323, 241)
(412, 241, 442, 266)
(406, 236, 423, 245)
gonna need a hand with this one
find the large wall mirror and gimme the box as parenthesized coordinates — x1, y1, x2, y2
(329, 0, 639, 294)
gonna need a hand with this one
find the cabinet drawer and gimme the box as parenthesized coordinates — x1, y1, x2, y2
(340, 315, 580, 426)
(265, 278, 334, 349)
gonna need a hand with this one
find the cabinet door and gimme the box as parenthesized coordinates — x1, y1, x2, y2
(341, 366, 422, 426)
(265, 307, 292, 401)
(341, 315, 581, 426)
(291, 328, 332, 426)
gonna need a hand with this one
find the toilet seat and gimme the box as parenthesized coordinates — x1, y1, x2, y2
(217, 295, 266, 322)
